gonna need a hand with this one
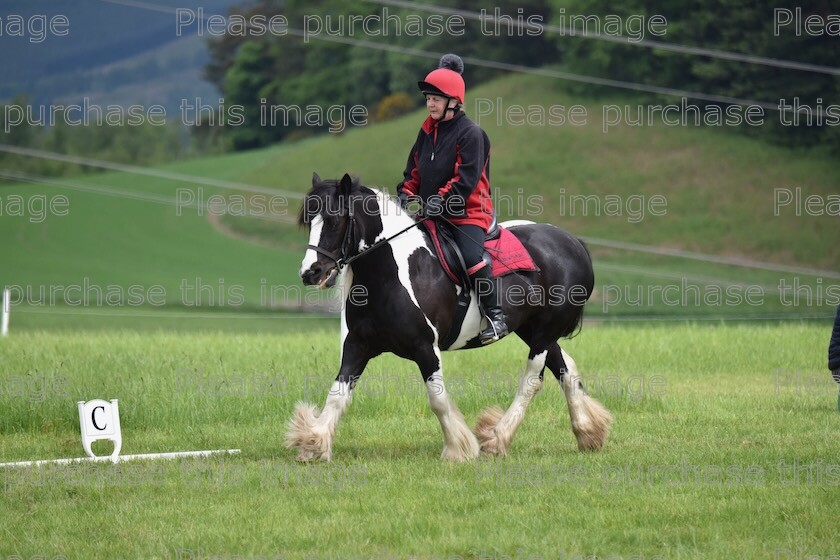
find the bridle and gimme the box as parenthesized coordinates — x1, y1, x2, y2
(307, 202, 429, 273)
(306, 210, 358, 271)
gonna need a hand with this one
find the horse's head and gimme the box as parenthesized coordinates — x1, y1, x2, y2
(298, 172, 384, 287)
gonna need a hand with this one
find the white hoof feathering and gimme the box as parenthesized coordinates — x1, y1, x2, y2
(474, 351, 545, 456)
(561, 349, 612, 451)
(474, 405, 508, 455)
(426, 373, 480, 462)
(571, 394, 613, 451)
(285, 403, 333, 462)
(440, 404, 481, 462)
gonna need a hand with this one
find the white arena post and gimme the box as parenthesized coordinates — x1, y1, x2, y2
(1, 287, 9, 337)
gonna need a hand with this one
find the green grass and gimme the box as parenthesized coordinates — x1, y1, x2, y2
(1, 323, 837, 558)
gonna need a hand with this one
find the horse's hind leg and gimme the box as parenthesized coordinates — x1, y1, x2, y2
(546, 344, 612, 451)
(416, 344, 480, 461)
(475, 345, 546, 455)
(285, 339, 370, 462)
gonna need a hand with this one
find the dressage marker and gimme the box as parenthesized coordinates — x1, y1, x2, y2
(0, 398, 240, 468)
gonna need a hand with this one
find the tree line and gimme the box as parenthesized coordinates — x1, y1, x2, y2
(203, 0, 837, 150)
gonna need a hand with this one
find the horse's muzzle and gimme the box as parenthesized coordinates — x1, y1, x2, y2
(301, 264, 338, 288)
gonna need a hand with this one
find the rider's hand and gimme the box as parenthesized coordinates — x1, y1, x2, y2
(397, 192, 410, 209)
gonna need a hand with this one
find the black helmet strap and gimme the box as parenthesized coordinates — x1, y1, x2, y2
(429, 95, 461, 124)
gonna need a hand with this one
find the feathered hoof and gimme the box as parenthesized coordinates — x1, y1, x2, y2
(474, 405, 508, 456)
(440, 407, 481, 462)
(440, 441, 480, 462)
(572, 396, 613, 451)
(285, 402, 332, 462)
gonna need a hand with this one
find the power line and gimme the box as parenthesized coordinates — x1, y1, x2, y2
(0, 145, 303, 199)
(96, 0, 824, 114)
(585, 237, 840, 279)
(292, 31, 792, 111)
(595, 262, 784, 294)
(106, 0, 840, 77)
(4, 160, 835, 280)
(0, 169, 297, 223)
(362, 0, 840, 76)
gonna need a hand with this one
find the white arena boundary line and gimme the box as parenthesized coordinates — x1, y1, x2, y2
(14, 307, 338, 320)
(0, 449, 241, 469)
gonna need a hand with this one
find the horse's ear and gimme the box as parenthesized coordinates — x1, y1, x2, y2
(339, 173, 353, 197)
(312, 172, 321, 186)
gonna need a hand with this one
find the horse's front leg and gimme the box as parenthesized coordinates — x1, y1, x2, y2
(285, 338, 370, 462)
(416, 344, 480, 462)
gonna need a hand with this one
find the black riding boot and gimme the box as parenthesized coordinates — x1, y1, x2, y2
(472, 264, 508, 345)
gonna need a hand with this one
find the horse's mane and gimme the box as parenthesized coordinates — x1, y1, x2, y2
(315, 176, 396, 204)
(299, 175, 402, 227)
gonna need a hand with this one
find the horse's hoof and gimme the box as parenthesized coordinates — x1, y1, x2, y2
(285, 402, 333, 461)
(441, 446, 479, 462)
(475, 405, 508, 455)
(572, 396, 613, 451)
(297, 449, 330, 462)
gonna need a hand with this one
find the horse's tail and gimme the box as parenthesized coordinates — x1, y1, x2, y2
(561, 299, 587, 339)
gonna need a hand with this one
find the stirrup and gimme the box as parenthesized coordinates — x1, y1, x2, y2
(480, 316, 508, 345)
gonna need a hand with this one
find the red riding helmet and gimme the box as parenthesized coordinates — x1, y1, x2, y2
(418, 54, 465, 105)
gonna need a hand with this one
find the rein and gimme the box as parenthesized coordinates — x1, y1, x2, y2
(308, 212, 429, 272)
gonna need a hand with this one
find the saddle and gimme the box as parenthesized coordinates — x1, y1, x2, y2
(422, 216, 539, 288)
(421, 216, 539, 350)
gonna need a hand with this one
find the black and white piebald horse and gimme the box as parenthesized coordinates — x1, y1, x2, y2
(287, 173, 612, 461)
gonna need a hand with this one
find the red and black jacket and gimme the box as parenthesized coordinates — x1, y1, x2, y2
(398, 111, 493, 231)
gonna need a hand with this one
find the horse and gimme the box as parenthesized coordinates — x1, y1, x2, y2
(287, 173, 612, 461)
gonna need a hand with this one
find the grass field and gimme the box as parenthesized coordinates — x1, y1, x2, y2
(1, 323, 837, 559)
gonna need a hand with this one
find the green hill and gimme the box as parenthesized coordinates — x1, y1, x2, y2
(0, 72, 837, 330)
(224, 73, 839, 267)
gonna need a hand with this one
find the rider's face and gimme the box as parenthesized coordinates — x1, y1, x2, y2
(425, 94, 455, 121)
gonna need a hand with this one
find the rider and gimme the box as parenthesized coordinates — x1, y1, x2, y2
(396, 54, 508, 344)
